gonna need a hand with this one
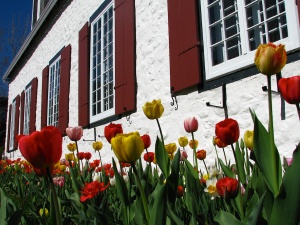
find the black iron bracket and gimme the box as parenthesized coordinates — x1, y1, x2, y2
(206, 83, 228, 119)
(83, 127, 97, 141)
(170, 87, 178, 110)
(124, 107, 132, 124)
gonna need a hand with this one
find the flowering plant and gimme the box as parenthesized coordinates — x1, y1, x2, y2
(0, 43, 299, 225)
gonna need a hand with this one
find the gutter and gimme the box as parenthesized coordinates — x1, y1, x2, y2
(2, 0, 59, 83)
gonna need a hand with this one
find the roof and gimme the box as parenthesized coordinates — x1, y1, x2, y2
(2, 0, 58, 83)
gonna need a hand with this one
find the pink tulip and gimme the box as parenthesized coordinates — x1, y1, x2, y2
(285, 157, 293, 166)
(180, 150, 188, 161)
(66, 126, 83, 141)
(184, 117, 198, 133)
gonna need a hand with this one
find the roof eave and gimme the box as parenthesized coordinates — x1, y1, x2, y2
(2, 0, 59, 83)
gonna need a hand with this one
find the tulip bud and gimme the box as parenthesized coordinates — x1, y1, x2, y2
(196, 150, 206, 160)
(177, 186, 185, 198)
(215, 118, 239, 145)
(165, 143, 177, 154)
(142, 99, 164, 120)
(178, 136, 188, 148)
(184, 117, 198, 133)
(216, 177, 239, 201)
(141, 134, 151, 149)
(278, 76, 300, 105)
(254, 43, 287, 76)
(92, 141, 103, 151)
(243, 130, 254, 150)
(66, 126, 83, 141)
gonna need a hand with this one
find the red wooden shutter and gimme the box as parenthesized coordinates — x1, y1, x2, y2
(13, 95, 20, 150)
(29, 77, 38, 133)
(114, 0, 136, 115)
(6, 104, 12, 151)
(58, 44, 71, 135)
(167, 0, 201, 94)
(41, 66, 49, 128)
(78, 22, 90, 128)
(20, 91, 25, 135)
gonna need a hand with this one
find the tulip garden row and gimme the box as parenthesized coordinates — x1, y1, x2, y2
(1, 43, 300, 225)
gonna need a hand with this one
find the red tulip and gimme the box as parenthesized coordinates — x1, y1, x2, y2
(104, 123, 123, 143)
(77, 152, 85, 160)
(177, 186, 184, 198)
(141, 134, 151, 149)
(216, 177, 239, 200)
(196, 150, 206, 160)
(184, 117, 198, 133)
(278, 76, 300, 105)
(83, 152, 92, 160)
(143, 152, 155, 163)
(215, 118, 239, 145)
(18, 126, 62, 169)
(66, 126, 83, 141)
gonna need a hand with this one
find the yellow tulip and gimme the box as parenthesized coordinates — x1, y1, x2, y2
(142, 99, 164, 120)
(111, 132, 144, 163)
(254, 43, 286, 76)
(65, 153, 75, 161)
(92, 141, 103, 151)
(165, 143, 177, 154)
(67, 143, 77, 152)
(244, 130, 254, 150)
(39, 208, 49, 217)
(178, 136, 188, 147)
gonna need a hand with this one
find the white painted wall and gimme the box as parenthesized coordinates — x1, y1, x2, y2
(6, 0, 300, 172)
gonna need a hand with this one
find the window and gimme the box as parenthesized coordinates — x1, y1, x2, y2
(90, 3, 114, 123)
(48, 56, 61, 126)
(78, 0, 136, 128)
(6, 95, 20, 152)
(23, 85, 32, 135)
(20, 78, 38, 135)
(32, 0, 51, 29)
(200, 0, 300, 80)
(41, 45, 71, 134)
(9, 101, 16, 150)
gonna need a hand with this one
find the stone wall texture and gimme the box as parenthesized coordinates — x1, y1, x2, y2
(5, 0, 300, 172)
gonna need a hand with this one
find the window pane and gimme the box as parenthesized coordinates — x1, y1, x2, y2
(245, 0, 288, 50)
(210, 23, 223, 45)
(209, 2, 221, 24)
(227, 37, 241, 60)
(212, 43, 224, 66)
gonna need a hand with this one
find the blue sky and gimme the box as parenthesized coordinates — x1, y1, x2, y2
(0, 1, 32, 96)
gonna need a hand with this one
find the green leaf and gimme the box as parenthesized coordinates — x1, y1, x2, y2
(155, 136, 170, 178)
(251, 110, 282, 197)
(167, 203, 184, 225)
(0, 188, 7, 225)
(167, 150, 180, 206)
(149, 183, 167, 225)
(247, 192, 265, 225)
(214, 210, 246, 225)
(219, 158, 235, 178)
(7, 209, 23, 225)
(270, 143, 300, 225)
(112, 158, 130, 206)
(234, 141, 247, 186)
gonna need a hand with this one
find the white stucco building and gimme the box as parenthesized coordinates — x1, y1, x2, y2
(2, 0, 300, 170)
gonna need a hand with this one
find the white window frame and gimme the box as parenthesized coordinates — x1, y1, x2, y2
(89, 2, 115, 123)
(200, 0, 300, 80)
(47, 56, 61, 127)
(23, 85, 32, 135)
(9, 100, 16, 151)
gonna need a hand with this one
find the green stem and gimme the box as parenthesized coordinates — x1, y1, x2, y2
(267, 76, 275, 146)
(191, 132, 199, 172)
(46, 168, 62, 225)
(267, 75, 278, 193)
(132, 163, 150, 223)
(214, 146, 220, 169)
(75, 141, 82, 171)
(156, 119, 164, 145)
(202, 159, 209, 174)
(222, 148, 228, 166)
